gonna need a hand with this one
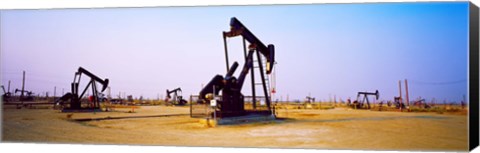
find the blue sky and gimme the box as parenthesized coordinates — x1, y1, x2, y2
(0, 2, 470, 103)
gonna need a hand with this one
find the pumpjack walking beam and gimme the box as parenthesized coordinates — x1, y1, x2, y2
(198, 17, 275, 117)
(223, 17, 275, 73)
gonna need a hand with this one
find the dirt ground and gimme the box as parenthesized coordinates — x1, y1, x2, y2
(1, 104, 468, 151)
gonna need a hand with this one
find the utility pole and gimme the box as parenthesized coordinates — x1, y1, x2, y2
(399, 80, 402, 103)
(107, 87, 111, 99)
(329, 93, 331, 103)
(8, 80, 11, 93)
(21, 71, 25, 103)
(54, 86, 56, 102)
(398, 80, 403, 111)
(334, 94, 337, 106)
(405, 79, 410, 107)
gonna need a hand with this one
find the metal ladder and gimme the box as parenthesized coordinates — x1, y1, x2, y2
(253, 54, 271, 107)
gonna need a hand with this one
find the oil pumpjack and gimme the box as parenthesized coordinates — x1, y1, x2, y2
(15, 89, 34, 101)
(198, 17, 275, 118)
(305, 96, 315, 103)
(56, 67, 109, 112)
(1, 85, 12, 102)
(165, 87, 187, 106)
(354, 90, 380, 109)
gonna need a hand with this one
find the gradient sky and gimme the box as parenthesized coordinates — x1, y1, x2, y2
(0, 2, 470, 103)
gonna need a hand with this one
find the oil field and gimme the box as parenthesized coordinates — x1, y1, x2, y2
(1, 100, 468, 151)
(0, 3, 472, 152)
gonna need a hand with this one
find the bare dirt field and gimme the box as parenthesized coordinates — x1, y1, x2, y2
(1, 104, 468, 151)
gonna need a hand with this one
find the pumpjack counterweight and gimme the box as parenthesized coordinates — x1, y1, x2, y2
(198, 17, 276, 118)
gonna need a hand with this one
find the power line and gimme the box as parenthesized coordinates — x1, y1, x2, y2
(408, 79, 467, 85)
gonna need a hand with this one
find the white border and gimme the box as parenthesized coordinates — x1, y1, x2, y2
(0, 0, 474, 10)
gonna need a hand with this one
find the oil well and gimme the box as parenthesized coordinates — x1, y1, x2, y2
(193, 17, 276, 123)
(165, 87, 187, 106)
(15, 89, 34, 101)
(1, 84, 12, 102)
(56, 67, 109, 112)
(352, 90, 379, 109)
(305, 96, 315, 103)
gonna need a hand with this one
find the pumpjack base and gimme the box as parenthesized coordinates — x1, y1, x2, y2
(217, 113, 275, 125)
(214, 110, 272, 118)
(200, 110, 275, 127)
(61, 107, 103, 113)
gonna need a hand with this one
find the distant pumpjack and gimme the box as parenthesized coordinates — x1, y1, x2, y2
(1, 85, 12, 102)
(56, 67, 109, 112)
(413, 98, 430, 109)
(394, 96, 405, 109)
(355, 90, 379, 109)
(166, 87, 187, 106)
(305, 96, 315, 103)
(15, 88, 34, 101)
